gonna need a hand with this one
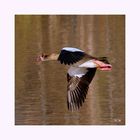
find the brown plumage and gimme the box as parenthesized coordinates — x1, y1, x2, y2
(37, 47, 112, 111)
(67, 68, 96, 110)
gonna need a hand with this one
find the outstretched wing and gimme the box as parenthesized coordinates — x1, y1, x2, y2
(58, 47, 85, 65)
(67, 67, 96, 111)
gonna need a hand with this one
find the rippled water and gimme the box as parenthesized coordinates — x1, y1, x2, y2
(15, 15, 125, 125)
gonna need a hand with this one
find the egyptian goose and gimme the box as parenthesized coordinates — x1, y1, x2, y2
(37, 47, 112, 111)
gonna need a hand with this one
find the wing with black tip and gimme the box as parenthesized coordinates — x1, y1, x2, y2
(58, 47, 85, 65)
(67, 67, 96, 111)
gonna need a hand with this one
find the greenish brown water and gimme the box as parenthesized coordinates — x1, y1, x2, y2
(15, 15, 125, 125)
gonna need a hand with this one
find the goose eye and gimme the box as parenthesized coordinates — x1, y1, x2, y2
(44, 55, 47, 58)
(41, 54, 47, 58)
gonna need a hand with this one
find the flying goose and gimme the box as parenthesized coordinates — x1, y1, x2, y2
(37, 47, 112, 111)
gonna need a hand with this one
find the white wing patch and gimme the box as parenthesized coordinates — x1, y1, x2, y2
(68, 66, 88, 78)
(79, 60, 97, 68)
(62, 47, 84, 52)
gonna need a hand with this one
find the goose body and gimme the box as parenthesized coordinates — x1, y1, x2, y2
(37, 47, 112, 111)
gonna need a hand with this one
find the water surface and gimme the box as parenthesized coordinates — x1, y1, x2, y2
(15, 15, 125, 125)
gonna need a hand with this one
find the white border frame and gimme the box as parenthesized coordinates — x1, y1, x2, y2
(1, 0, 140, 140)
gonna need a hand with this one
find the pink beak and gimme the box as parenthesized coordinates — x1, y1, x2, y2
(36, 55, 42, 62)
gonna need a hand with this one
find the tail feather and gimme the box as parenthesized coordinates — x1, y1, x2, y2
(97, 57, 110, 64)
(95, 57, 112, 71)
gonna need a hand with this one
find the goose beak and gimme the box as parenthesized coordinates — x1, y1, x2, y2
(36, 53, 48, 62)
(36, 54, 44, 62)
(36, 55, 42, 63)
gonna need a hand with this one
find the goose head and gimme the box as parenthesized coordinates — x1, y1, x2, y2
(37, 53, 59, 62)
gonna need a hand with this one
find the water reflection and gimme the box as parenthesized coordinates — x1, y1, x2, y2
(15, 15, 125, 125)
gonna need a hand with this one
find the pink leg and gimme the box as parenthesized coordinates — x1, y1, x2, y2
(94, 60, 112, 71)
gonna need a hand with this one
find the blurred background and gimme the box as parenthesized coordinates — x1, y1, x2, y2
(15, 15, 125, 125)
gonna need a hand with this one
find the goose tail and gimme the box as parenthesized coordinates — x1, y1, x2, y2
(94, 57, 112, 71)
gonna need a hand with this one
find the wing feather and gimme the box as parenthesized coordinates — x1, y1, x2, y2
(58, 48, 85, 65)
(67, 68, 96, 111)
